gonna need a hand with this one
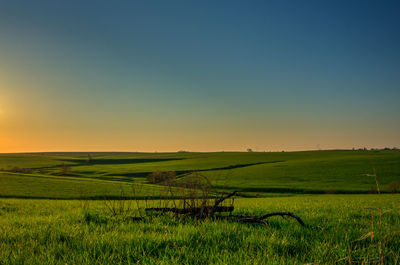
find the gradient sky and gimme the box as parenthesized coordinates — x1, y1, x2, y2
(0, 0, 399, 152)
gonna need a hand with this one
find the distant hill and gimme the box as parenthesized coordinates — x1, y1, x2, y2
(1, 150, 399, 199)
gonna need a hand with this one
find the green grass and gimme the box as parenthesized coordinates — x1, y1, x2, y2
(0, 172, 166, 199)
(0, 195, 399, 264)
(1, 150, 399, 198)
(1, 151, 399, 264)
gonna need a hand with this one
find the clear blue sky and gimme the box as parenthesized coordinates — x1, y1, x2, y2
(0, 1, 399, 152)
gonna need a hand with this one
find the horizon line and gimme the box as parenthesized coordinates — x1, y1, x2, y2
(1, 147, 399, 155)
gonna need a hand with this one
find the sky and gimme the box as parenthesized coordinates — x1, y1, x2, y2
(0, 0, 399, 152)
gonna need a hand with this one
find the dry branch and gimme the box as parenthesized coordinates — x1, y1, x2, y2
(209, 191, 237, 219)
(259, 212, 305, 226)
(215, 212, 305, 228)
(238, 217, 269, 228)
(145, 206, 234, 216)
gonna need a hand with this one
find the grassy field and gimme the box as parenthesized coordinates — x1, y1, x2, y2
(0, 195, 399, 264)
(1, 150, 399, 264)
(1, 150, 399, 198)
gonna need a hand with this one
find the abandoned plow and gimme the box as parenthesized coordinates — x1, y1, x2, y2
(105, 173, 306, 228)
(143, 188, 305, 228)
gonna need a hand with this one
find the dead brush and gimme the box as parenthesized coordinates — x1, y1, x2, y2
(145, 172, 233, 219)
(144, 172, 305, 227)
(103, 185, 137, 220)
(97, 172, 305, 227)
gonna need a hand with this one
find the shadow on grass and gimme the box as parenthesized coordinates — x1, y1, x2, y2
(26, 158, 184, 171)
(106, 161, 285, 179)
(0, 195, 212, 200)
(212, 185, 374, 194)
(58, 158, 183, 165)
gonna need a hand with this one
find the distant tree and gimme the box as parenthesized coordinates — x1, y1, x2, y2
(87, 154, 92, 164)
(8, 166, 32, 174)
(147, 171, 176, 184)
(60, 164, 72, 176)
(247, 148, 253, 152)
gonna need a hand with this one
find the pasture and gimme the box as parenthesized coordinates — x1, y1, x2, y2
(0, 150, 399, 264)
(0, 195, 399, 264)
(1, 150, 399, 199)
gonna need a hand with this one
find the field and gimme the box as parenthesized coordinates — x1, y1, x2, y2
(0, 150, 399, 264)
(1, 150, 400, 199)
(0, 195, 399, 264)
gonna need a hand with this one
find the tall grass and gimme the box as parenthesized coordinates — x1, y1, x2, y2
(340, 169, 400, 264)
(0, 195, 399, 264)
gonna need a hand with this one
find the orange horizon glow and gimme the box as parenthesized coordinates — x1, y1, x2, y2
(1, 73, 399, 153)
(1, 77, 399, 153)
